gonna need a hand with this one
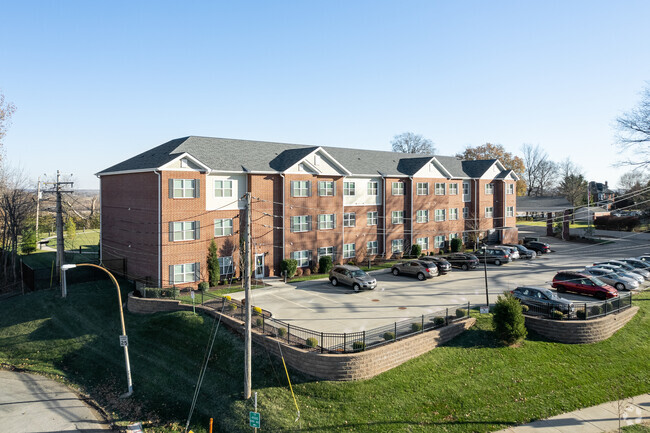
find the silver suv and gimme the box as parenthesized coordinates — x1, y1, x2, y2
(391, 260, 439, 280)
(329, 265, 377, 291)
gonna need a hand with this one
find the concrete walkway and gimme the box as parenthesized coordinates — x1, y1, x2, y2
(493, 393, 650, 433)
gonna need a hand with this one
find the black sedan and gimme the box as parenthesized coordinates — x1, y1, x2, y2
(419, 256, 452, 274)
(511, 286, 575, 317)
(443, 253, 479, 270)
(503, 244, 536, 259)
(525, 240, 551, 254)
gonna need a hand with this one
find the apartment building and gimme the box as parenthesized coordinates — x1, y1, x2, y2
(98, 136, 519, 287)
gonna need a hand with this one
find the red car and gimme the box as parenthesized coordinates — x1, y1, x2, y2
(551, 271, 618, 300)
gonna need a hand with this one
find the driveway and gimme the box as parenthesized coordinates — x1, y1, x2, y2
(235, 226, 649, 333)
(0, 369, 110, 433)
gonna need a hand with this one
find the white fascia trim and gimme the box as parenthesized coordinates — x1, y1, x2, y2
(96, 168, 157, 177)
(301, 159, 322, 174)
(159, 152, 210, 172)
(312, 147, 352, 176)
(287, 147, 351, 176)
(430, 157, 453, 179)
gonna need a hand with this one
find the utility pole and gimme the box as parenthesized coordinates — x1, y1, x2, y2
(35, 177, 41, 241)
(43, 171, 74, 279)
(244, 192, 252, 399)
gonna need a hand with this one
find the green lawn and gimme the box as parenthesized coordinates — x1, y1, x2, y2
(44, 229, 99, 251)
(1, 282, 649, 433)
(517, 220, 589, 229)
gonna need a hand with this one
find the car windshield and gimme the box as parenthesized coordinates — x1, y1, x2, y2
(590, 276, 606, 286)
(350, 270, 368, 278)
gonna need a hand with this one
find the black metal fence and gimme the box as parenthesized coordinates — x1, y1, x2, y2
(523, 292, 633, 320)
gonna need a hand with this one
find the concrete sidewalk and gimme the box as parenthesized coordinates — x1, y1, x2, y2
(493, 393, 650, 433)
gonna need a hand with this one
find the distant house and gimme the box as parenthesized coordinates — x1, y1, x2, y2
(97, 136, 519, 288)
(588, 181, 616, 210)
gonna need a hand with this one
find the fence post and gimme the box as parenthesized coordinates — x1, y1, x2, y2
(321, 332, 324, 354)
(394, 322, 397, 339)
(446, 308, 448, 325)
(344, 333, 347, 353)
(421, 315, 424, 332)
(584, 303, 587, 320)
(287, 324, 290, 342)
(363, 331, 366, 350)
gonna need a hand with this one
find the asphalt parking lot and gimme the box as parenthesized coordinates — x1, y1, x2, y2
(235, 225, 650, 333)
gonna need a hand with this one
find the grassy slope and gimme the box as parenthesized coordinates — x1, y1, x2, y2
(1, 281, 649, 433)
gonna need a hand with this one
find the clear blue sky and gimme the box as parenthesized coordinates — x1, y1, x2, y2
(2, 1, 649, 190)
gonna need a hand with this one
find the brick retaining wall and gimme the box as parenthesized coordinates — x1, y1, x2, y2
(127, 293, 475, 380)
(524, 306, 639, 344)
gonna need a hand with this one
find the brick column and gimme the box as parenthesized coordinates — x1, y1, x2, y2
(563, 209, 571, 240)
(546, 212, 554, 236)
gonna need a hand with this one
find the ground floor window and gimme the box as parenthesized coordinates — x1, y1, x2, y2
(367, 240, 378, 255)
(434, 235, 445, 249)
(218, 256, 233, 277)
(485, 207, 494, 218)
(319, 246, 334, 258)
(343, 243, 356, 259)
(171, 262, 198, 284)
(506, 206, 514, 217)
(417, 237, 429, 251)
(292, 250, 311, 267)
(391, 239, 404, 253)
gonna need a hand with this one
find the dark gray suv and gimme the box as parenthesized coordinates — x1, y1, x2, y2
(329, 265, 377, 291)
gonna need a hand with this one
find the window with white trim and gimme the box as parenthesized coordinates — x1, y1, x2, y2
(367, 211, 378, 226)
(218, 256, 233, 276)
(485, 183, 494, 195)
(367, 241, 378, 255)
(435, 209, 446, 222)
(507, 183, 514, 195)
(485, 206, 494, 218)
(343, 181, 356, 196)
(214, 218, 233, 237)
(506, 206, 514, 217)
(462, 181, 470, 201)
(172, 179, 198, 198)
(392, 210, 404, 224)
(435, 183, 446, 195)
(318, 181, 334, 196)
(391, 239, 404, 253)
(318, 214, 335, 230)
(367, 181, 378, 196)
(392, 182, 404, 196)
(449, 208, 459, 221)
(343, 212, 356, 227)
(434, 235, 445, 249)
(180, 158, 189, 168)
(291, 181, 311, 197)
(172, 221, 199, 241)
(416, 210, 429, 223)
(416, 182, 429, 195)
(449, 183, 459, 195)
(292, 250, 311, 267)
(214, 180, 233, 197)
(462, 232, 469, 244)
(172, 263, 198, 283)
(343, 243, 356, 259)
(319, 246, 334, 258)
(449, 233, 459, 240)
(416, 237, 429, 251)
(290, 215, 311, 232)
(463, 207, 469, 219)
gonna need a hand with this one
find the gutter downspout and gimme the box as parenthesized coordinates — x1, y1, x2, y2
(475, 179, 479, 247)
(155, 170, 161, 286)
(409, 176, 413, 253)
(98, 175, 102, 263)
(281, 174, 285, 263)
(382, 176, 387, 258)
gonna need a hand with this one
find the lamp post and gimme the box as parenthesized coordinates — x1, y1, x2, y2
(61, 263, 133, 398)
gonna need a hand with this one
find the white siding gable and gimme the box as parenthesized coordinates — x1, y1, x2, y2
(285, 149, 348, 175)
(481, 163, 504, 180)
(206, 173, 247, 210)
(413, 161, 447, 178)
(343, 177, 382, 206)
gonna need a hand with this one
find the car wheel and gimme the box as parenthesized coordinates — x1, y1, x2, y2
(615, 283, 625, 291)
(392, 268, 399, 276)
(417, 272, 425, 281)
(494, 259, 501, 266)
(461, 263, 469, 271)
(353, 283, 360, 292)
(331, 278, 338, 286)
(530, 252, 536, 259)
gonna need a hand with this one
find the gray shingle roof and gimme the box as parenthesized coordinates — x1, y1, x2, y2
(98, 136, 508, 179)
(516, 196, 573, 212)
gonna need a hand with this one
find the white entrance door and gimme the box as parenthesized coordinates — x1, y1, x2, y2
(254, 254, 265, 278)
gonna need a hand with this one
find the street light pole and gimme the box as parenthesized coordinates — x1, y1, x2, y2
(61, 263, 133, 397)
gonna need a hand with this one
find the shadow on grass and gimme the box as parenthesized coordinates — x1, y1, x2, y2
(297, 419, 517, 432)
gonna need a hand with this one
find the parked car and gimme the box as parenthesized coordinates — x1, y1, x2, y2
(494, 245, 520, 260)
(592, 264, 645, 284)
(594, 260, 650, 280)
(391, 260, 438, 280)
(419, 256, 452, 274)
(619, 258, 650, 271)
(329, 265, 377, 291)
(638, 255, 650, 263)
(524, 240, 551, 254)
(504, 244, 536, 259)
(551, 271, 618, 300)
(581, 266, 639, 291)
(476, 247, 512, 266)
(444, 253, 479, 270)
(511, 286, 575, 316)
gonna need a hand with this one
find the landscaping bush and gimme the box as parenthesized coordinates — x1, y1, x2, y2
(590, 305, 603, 316)
(256, 317, 264, 327)
(410, 244, 422, 258)
(551, 310, 564, 320)
(143, 287, 179, 299)
(492, 293, 527, 345)
(253, 306, 263, 315)
(280, 259, 298, 279)
(411, 322, 423, 332)
(352, 341, 366, 351)
(295, 267, 303, 277)
(223, 295, 232, 301)
(450, 237, 462, 253)
(594, 215, 641, 231)
(347, 260, 355, 265)
(303, 268, 311, 276)
(433, 316, 446, 326)
(306, 337, 318, 348)
(227, 303, 238, 312)
(383, 331, 396, 341)
(277, 327, 287, 338)
(521, 304, 530, 313)
(456, 308, 468, 318)
(207, 240, 220, 287)
(198, 281, 209, 292)
(576, 309, 587, 320)
(318, 256, 333, 274)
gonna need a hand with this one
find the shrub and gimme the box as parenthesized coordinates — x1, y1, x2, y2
(256, 317, 264, 327)
(352, 341, 365, 351)
(207, 240, 220, 287)
(383, 332, 396, 341)
(319, 256, 333, 274)
(410, 244, 422, 258)
(227, 303, 238, 312)
(280, 259, 298, 279)
(295, 267, 303, 277)
(492, 293, 527, 345)
(198, 281, 209, 292)
(303, 268, 311, 276)
(21, 227, 37, 254)
(411, 322, 423, 332)
(551, 310, 564, 320)
(253, 306, 263, 314)
(433, 316, 445, 326)
(306, 337, 318, 348)
(347, 260, 355, 266)
(450, 237, 462, 253)
(456, 308, 468, 318)
(576, 309, 587, 320)
(277, 327, 287, 338)
(590, 305, 603, 316)
(143, 287, 178, 298)
(223, 295, 232, 301)
(521, 304, 530, 313)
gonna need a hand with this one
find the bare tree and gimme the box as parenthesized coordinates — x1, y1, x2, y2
(391, 132, 436, 154)
(616, 83, 650, 169)
(0, 91, 16, 154)
(617, 171, 649, 192)
(522, 144, 557, 196)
